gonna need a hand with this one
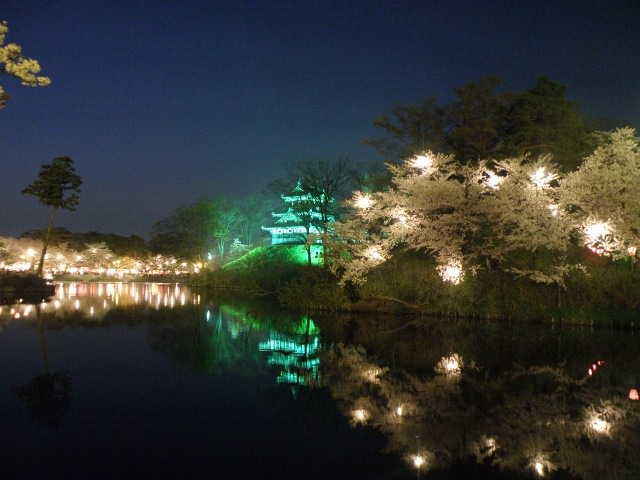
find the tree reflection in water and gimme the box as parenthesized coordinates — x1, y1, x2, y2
(321, 341, 640, 479)
(12, 304, 72, 428)
(5, 283, 639, 478)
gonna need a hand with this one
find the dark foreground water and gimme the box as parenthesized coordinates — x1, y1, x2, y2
(1, 282, 639, 480)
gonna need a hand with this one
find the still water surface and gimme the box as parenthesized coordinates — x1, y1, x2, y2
(1, 282, 639, 479)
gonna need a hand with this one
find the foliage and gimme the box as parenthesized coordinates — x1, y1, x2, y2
(203, 245, 340, 301)
(228, 238, 248, 259)
(365, 76, 593, 171)
(206, 245, 304, 293)
(235, 195, 272, 247)
(149, 199, 218, 264)
(20, 227, 149, 258)
(447, 76, 512, 162)
(0, 21, 51, 108)
(325, 129, 640, 320)
(21, 157, 82, 276)
(288, 156, 359, 227)
(334, 151, 573, 288)
(501, 77, 595, 171)
(276, 266, 346, 310)
(560, 127, 640, 260)
(150, 196, 268, 266)
(0, 240, 13, 263)
(211, 198, 240, 263)
(22, 157, 82, 211)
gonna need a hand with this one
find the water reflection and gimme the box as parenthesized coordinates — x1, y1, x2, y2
(0, 282, 200, 323)
(3, 284, 640, 479)
(259, 315, 321, 388)
(321, 332, 640, 479)
(12, 304, 72, 428)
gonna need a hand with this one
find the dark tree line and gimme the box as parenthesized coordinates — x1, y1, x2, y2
(365, 76, 601, 171)
(20, 227, 148, 258)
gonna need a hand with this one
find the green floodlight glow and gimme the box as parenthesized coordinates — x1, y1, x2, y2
(259, 330, 322, 386)
(276, 365, 320, 385)
(288, 244, 324, 266)
(292, 315, 319, 335)
(258, 335, 320, 355)
(267, 353, 321, 369)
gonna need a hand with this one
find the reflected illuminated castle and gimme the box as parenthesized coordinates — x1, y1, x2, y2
(258, 315, 320, 387)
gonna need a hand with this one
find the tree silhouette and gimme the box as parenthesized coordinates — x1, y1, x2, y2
(22, 156, 82, 276)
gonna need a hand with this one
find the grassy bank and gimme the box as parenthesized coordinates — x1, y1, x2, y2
(192, 246, 640, 326)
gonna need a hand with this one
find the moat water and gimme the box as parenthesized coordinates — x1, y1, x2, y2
(1, 282, 638, 479)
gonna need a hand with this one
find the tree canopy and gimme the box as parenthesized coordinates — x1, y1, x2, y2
(365, 76, 595, 171)
(149, 197, 258, 265)
(333, 151, 572, 286)
(22, 156, 82, 276)
(149, 199, 219, 264)
(560, 128, 640, 258)
(333, 128, 638, 292)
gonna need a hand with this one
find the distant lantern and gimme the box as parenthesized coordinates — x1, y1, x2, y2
(629, 388, 639, 401)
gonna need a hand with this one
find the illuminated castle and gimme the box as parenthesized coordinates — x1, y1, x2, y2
(262, 180, 335, 246)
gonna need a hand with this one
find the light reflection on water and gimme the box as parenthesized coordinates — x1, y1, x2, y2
(0, 282, 200, 321)
(1, 283, 640, 479)
(2, 282, 395, 480)
(318, 318, 640, 480)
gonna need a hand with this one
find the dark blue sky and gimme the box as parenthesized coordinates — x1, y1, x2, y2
(2, 1, 638, 238)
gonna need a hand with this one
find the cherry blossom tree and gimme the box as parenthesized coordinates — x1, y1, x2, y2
(560, 128, 640, 261)
(332, 151, 575, 287)
(0, 21, 50, 108)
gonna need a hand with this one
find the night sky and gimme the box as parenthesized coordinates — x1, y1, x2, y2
(2, 1, 638, 238)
